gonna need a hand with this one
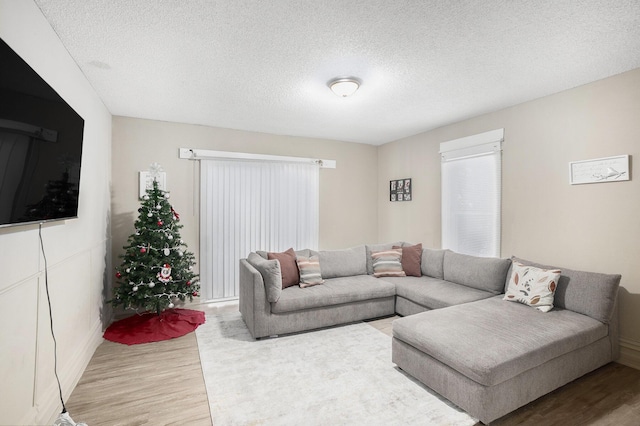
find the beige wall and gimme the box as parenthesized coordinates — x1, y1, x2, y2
(378, 68, 640, 368)
(0, 1, 112, 424)
(111, 117, 379, 283)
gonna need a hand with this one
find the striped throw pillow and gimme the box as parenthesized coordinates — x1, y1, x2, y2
(296, 255, 324, 288)
(371, 248, 406, 278)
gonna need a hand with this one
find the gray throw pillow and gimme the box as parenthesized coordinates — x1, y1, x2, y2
(247, 252, 282, 303)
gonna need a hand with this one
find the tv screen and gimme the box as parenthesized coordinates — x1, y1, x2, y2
(0, 37, 85, 228)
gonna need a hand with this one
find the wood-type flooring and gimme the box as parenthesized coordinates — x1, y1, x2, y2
(65, 307, 640, 426)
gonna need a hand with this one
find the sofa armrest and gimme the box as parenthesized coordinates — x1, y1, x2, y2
(239, 258, 272, 338)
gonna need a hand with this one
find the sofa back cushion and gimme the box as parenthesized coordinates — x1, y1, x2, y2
(509, 257, 621, 324)
(246, 252, 282, 303)
(316, 245, 367, 279)
(421, 248, 446, 279)
(443, 251, 511, 294)
(365, 242, 403, 274)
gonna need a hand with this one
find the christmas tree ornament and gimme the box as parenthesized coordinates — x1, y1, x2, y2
(126, 268, 131, 273)
(168, 234, 173, 240)
(165, 193, 170, 199)
(147, 212, 153, 217)
(140, 247, 147, 253)
(157, 264, 172, 283)
(148, 282, 155, 288)
(157, 220, 163, 226)
(115, 271, 122, 279)
(143, 195, 149, 200)
(186, 281, 191, 286)
(164, 247, 171, 256)
(168, 302, 175, 309)
(133, 286, 139, 292)
(178, 251, 184, 257)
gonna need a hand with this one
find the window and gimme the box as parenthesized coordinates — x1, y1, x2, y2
(440, 129, 503, 257)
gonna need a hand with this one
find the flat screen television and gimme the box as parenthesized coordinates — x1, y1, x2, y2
(0, 37, 85, 228)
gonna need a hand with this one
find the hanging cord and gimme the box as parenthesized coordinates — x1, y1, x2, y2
(39, 223, 67, 414)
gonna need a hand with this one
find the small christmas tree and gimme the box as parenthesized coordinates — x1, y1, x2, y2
(112, 177, 199, 315)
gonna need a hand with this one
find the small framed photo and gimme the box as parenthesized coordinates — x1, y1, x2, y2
(390, 178, 412, 202)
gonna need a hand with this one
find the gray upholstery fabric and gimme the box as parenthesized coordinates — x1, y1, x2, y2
(385, 276, 494, 310)
(392, 296, 607, 386)
(246, 253, 282, 303)
(268, 297, 396, 337)
(316, 245, 367, 279)
(256, 248, 310, 259)
(509, 257, 621, 324)
(443, 251, 511, 294)
(395, 296, 430, 317)
(365, 242, 403, 274)
(392, 334, 612, 424)
(271, 275, 396, 313)
(421, 248, 446, 279)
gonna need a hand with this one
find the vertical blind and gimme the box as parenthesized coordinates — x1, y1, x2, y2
(200, 159, 319, 300)
(441, 130, 503, 258)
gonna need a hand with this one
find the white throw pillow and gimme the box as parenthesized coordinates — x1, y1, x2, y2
(504, 261, 561, 312)
(371, 248, 406, 278)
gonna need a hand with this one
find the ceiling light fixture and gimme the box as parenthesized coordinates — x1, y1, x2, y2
(328, 77, 360, 97)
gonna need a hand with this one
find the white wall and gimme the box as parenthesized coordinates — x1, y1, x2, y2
(0, 1, 112, 424)
(378, 68, 640, 369)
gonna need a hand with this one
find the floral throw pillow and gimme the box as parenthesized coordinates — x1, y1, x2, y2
(296, 255, 324, 288)
(504, 261, 561, 312)
(371, 248, 406, 278)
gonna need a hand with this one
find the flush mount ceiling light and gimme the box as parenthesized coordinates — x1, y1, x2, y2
(328, 77, 360, 97)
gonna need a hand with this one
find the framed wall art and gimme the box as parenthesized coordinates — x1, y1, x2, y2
(390, 178, 411, 202)
(569, 155, 630, 185)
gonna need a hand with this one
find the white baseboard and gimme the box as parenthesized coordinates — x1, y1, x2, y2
(34, 318, 104, 425)
(618, 338, 640, 371)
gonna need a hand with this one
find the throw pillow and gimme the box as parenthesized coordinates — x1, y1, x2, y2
(392, 243, 422, 277)
(246, 253, 282, 303)
(371, 248, 406, 278)
(268, 248, 300, 288)
(503, 261, 561, 312)
(296, 255, 324, 288)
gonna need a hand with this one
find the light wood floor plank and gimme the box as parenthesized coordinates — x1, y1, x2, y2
(65, 305, 640, 425)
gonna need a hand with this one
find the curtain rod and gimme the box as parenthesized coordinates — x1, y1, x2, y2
(178, 148, 336, 169)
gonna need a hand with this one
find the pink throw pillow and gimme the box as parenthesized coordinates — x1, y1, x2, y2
(393, 243, 422, 277)
(268, 248, 300, 288)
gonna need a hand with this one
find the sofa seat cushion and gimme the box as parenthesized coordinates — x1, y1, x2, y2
(392, 296, 608, 386)
(383, 276, 494, 309)
(271, 275, 396, 314)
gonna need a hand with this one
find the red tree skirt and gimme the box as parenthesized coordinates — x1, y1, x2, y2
(104, 308, 206, 345)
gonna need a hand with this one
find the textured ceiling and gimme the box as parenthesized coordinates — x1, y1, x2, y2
(34, 0, 640, 145)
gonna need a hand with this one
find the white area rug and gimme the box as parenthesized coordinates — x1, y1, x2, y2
(196, 312, 477, 425)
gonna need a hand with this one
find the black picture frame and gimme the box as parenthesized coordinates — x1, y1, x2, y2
(390, 178, 411, 202)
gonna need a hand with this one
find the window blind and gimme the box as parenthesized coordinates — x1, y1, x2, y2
(441, 129, 503, 257)
(200, 159, 319, 300)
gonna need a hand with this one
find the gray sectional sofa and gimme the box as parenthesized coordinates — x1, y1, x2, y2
(238, 243, 621, 424)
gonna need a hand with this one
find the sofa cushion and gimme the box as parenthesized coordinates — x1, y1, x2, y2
(393, 243, 422, 277)
(392, 297, 608, 386)
(296, 255, 324, 288)
(271, 275, 396, 313)
(504, 261, 561, 312)
(443, 251, 511, 294)
(421, 248, 446, 279)
(385, 276, 495, 310)
(316, 245, 367, 279)
(509, 257, 621, 324)
(268, 248, 300, 288)
(365, 242, 403, 274)
(372, 248, 406, 278)
(246, 252, 282, 303)
(257, 248, 310, 259)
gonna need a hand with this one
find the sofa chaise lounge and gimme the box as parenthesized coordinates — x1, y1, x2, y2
(238, 243, 620, 424)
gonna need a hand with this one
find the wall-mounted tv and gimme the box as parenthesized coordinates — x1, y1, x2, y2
(0, 37, 85, 228)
